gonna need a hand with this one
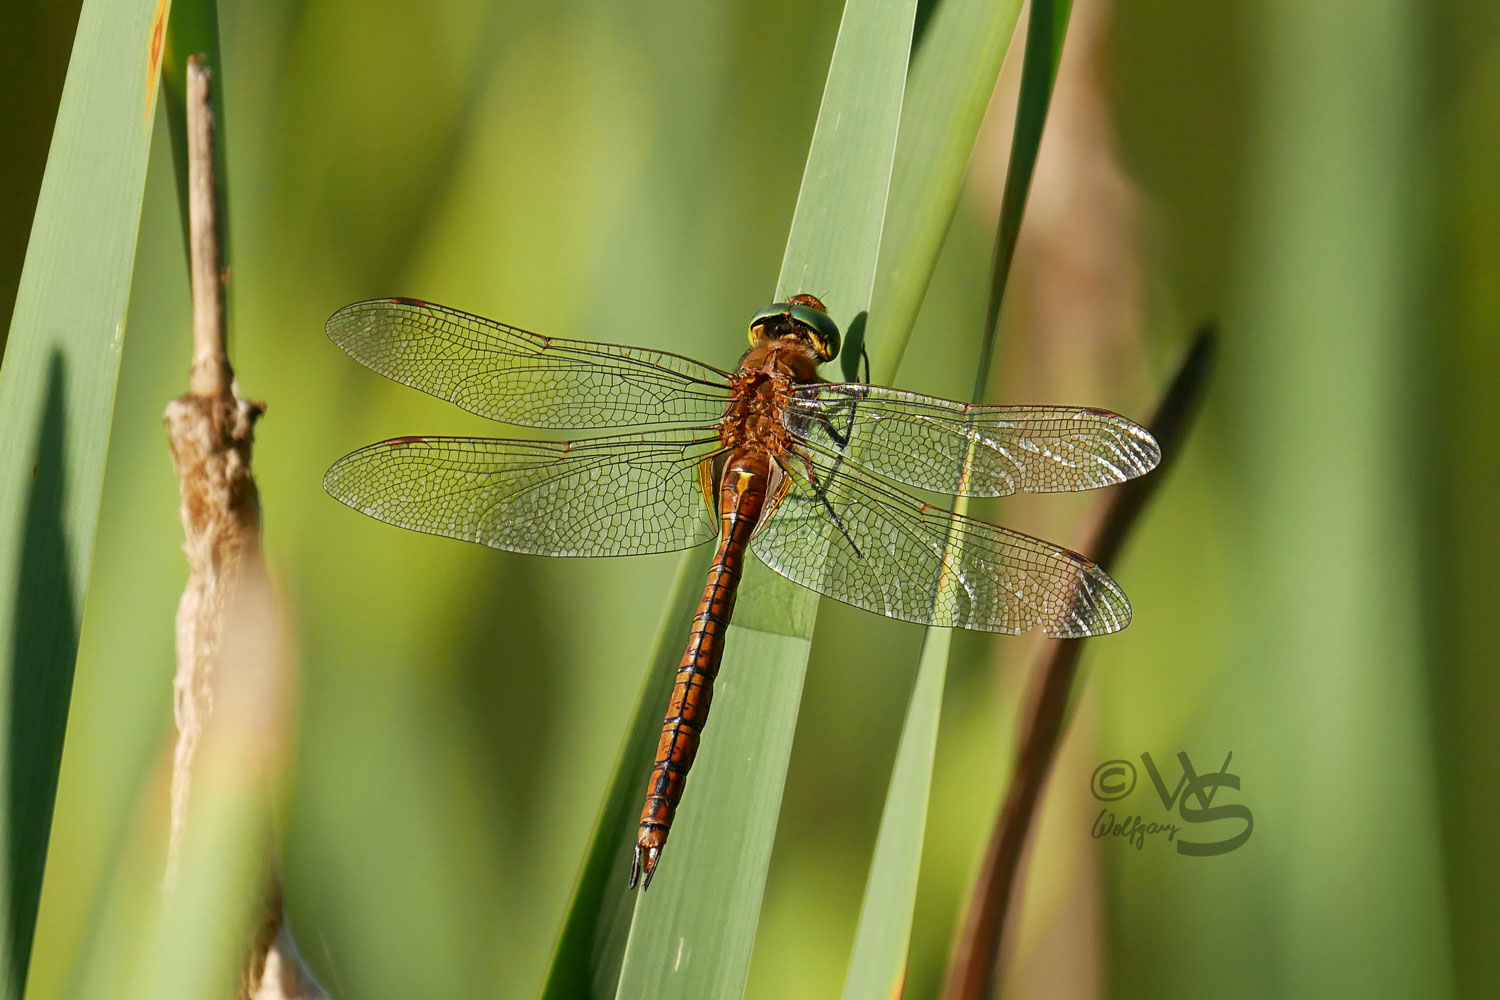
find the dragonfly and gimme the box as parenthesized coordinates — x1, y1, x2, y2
(323, 294, 1160, 889)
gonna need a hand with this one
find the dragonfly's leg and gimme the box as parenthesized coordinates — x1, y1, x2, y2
(790, 454, 863, 559)
(811, 394, 860, 450)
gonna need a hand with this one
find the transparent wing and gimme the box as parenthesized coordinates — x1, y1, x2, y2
(751, 451, 1130, 636)
(785, 384, 1160, 497)
(328, 298, 733, 429)
(324, 429, 724, 557)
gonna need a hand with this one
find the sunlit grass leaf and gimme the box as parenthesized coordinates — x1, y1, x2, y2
(71, 567, 292, 1000)
(839, 628, 950, 1000)
(539, 0, 915, 996)
(0, 0, 168, 994)
(124, 568, 288, 1000)
(540, 548, 712, 1000)
(613, 0, 916, 985)
(840, 2, 1076, 997)
(862, 0, 1025, 380)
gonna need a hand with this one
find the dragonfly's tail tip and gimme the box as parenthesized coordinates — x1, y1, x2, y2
(629, 844, 661, 891)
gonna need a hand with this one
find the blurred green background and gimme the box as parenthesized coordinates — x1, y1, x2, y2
(4, 0, 1496, 997)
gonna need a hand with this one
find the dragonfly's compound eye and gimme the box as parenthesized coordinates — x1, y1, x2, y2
(787, 302, 841, 362)
(748, 301, 791, 347)
(748, 298, 840, 362)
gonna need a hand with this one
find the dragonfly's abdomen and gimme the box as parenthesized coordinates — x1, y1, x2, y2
(632, 449, 770, 889)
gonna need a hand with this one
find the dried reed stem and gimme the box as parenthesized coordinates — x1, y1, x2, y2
(185, 56, 230, 399)
(941, 330, 1216, 1000)
(167, 52, 263, 898)
(165, 56, 324, 1000)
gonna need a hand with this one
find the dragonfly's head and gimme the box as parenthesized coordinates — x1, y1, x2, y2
(748, 294, 841, 363)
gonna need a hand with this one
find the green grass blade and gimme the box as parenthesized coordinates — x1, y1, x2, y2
(540, 547, 713, 1000)
(980, 0, 1073, 349)
(60, 567, 291, 1000)
(613, 628, 816, 997)
(839, 628, 949, 1000)
(840, 3, 1075, 996)
(125, 783, 266, 1000)
(609, 1, 915, 997)
(122, 573, 289, 1000)
(0, 1, 167, 994)
(773, 0, 912, 316)
(861, 0, 1026, 380)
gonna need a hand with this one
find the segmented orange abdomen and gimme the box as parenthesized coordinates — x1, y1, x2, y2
(631, 450, 770, 889)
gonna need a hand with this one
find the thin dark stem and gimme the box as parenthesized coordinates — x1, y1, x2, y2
(970, 0, 1068, 405)
(941, 328, 1217, 1000)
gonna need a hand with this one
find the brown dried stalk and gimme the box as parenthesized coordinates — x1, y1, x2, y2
(164, 56, 324, 1000)
(940, 329, 1216, 1000)
(165, 53, 261, 898)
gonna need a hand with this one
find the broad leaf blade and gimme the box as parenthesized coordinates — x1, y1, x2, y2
(774, 0, 913, 316)
(611, 0, 916, 996)
(540, 547, 713, 1000)
(0, 0, 168, 994)
(861, 0, 1026, 380)
(123, 568, 291, 1000)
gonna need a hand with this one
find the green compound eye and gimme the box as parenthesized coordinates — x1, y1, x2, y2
(787, 303, 840, 362)
(749, 302, 790, 329)
(747, 300, 842, 362)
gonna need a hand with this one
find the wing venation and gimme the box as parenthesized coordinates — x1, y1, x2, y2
(786, 385, 1159, 497)
(324, 429, 724, 557)
(751, 451, 1130, 636)
(328, 298, 732, 429)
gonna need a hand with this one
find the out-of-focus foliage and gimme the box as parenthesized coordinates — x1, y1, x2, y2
(0, 0, 82, 345)
(3, 0, 1493, 997)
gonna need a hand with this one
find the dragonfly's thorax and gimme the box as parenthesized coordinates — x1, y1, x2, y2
(719, 340, 821, 455)
(739, 336, 823, 381)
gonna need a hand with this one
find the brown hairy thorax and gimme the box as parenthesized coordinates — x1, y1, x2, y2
(719, 293, 832, 455)
(718, 338, 822, 456)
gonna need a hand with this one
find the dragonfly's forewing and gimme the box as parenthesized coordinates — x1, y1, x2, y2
(328, 298, 733, 430)
(785, 385, 1160, 498)
(752, 452, 1130, 637)
(324, 430, 725, 557)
